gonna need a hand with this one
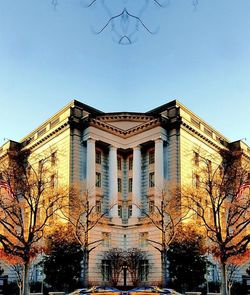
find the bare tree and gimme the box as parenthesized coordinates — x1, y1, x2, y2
(101, 247, 149, 287)
(181, 149, 250, 295)
(126, 248, 149, 286)
(138, 185, 188, 287)
(0, 147, 68, 295)
(61, 187, 111, 287)
(101, 248, 124, 286)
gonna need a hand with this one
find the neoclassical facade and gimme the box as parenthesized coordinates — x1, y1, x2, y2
(1, 99, 249, 285)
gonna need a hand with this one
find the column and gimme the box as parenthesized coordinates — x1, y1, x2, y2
(86, 138, 96, 195)
(155, 138, 164, 193)
(109, 146, 118, 217)
(132, 145, 141, 217)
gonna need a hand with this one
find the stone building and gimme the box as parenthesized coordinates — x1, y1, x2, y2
(0, 99, 249, 286)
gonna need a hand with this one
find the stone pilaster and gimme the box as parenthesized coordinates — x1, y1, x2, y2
(155, 138, 164, 205)
(109, 146, 118, 217)
(132, 145, 141, 217)
(86, 138, 96, 196)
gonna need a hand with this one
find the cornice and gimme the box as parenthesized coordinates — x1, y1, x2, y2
(89, 117, 161, 138)
(24, 121, 70, 151)
(95, 113, 156, 122)
(181, 120, 227, 151)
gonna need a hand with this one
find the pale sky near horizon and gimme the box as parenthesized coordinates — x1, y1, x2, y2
(0, 0, 250, 146)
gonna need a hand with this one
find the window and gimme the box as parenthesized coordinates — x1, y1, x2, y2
(149, 200, 155, 213)
(50, 174, 56, 188)
(118, 205, 122, 218)
(128, 178, 133, 192)
(193, 151, 199, 166)
(96, 150, 102, 164)
(207, 159, 212, 173)
(102, 232, 111, 247)
(50, 117, 60, 128)
(37, 127, 46, 137)
(96, 172, 101, 187)
(38, 160, 43, 173)
(139, 232, 148, 247)
(51, 151, 57, 166)
(129, 157, 133, 170)
(128, 205, 132, 217)
(191, 117, 200, 129)
(139, 260, 149, 281)
(149, 150, 155, 164)
(118, 178, 122, 192)
(101, 260, 111, 281)
(96, 200, 102, 213)
(149, 172, 155, 187)
(117, 157, 122, 170)
(204, 127, 213, 137)
(193, 173, 200, 188)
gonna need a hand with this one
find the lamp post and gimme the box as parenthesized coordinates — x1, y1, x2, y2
(123, 263, 128, 287)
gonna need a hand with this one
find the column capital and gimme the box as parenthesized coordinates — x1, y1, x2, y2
(109, 145, 117, 151)
(155, 137, 163, 143)
(87, 137, 96, 143)
(133, 145, 141, 151)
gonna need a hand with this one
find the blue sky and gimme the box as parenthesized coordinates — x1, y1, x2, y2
(0, 0, 250, 146)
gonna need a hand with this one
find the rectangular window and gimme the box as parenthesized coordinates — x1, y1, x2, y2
(96, 200, 102, 213)
(207, 159, 212, 173)
(101, 260, 111, 282)
(96, 150, 102, 164)
(128, 205, 132, 217)
(38, 160, 43, 173)
(204, 127, 213, 137)
(118, 178, 122, 192)
(37, 127, 46, 137)
(139, 232, 148, 247)
(149, 150, 155, 164)
(191, 117, 200, 129)
(128, 178, 133, 192)
(193, 173, 200, 188)
(50, 117, 60, 128)
(50, 174, 56, 188)
(51, 151, 57, 166)
(96, 172, 101, 187)
(149, 200, 155, 213)
(129, 157, 133, 170)
(139, 260, 149, 281)
(193, 151, 199, 166)
(102, 232, 111, 247)
(118, 205, 122, 218)
(117, 157, 122, 170)
(149, 172, 155, 187)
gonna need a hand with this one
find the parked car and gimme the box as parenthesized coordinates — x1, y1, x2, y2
(68, 286, 124, 295)
(128, 286, 165, 295)
(68, 288, 90, 295)
(161, 288, 183, 295)
(128, 286, 182, 295)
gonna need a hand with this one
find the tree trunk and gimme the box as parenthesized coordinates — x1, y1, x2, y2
(82, 249, 89, 287)
(220, 262, 228, 295)
(22, 260, 30, 295)
(161, 249, 168, 288)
